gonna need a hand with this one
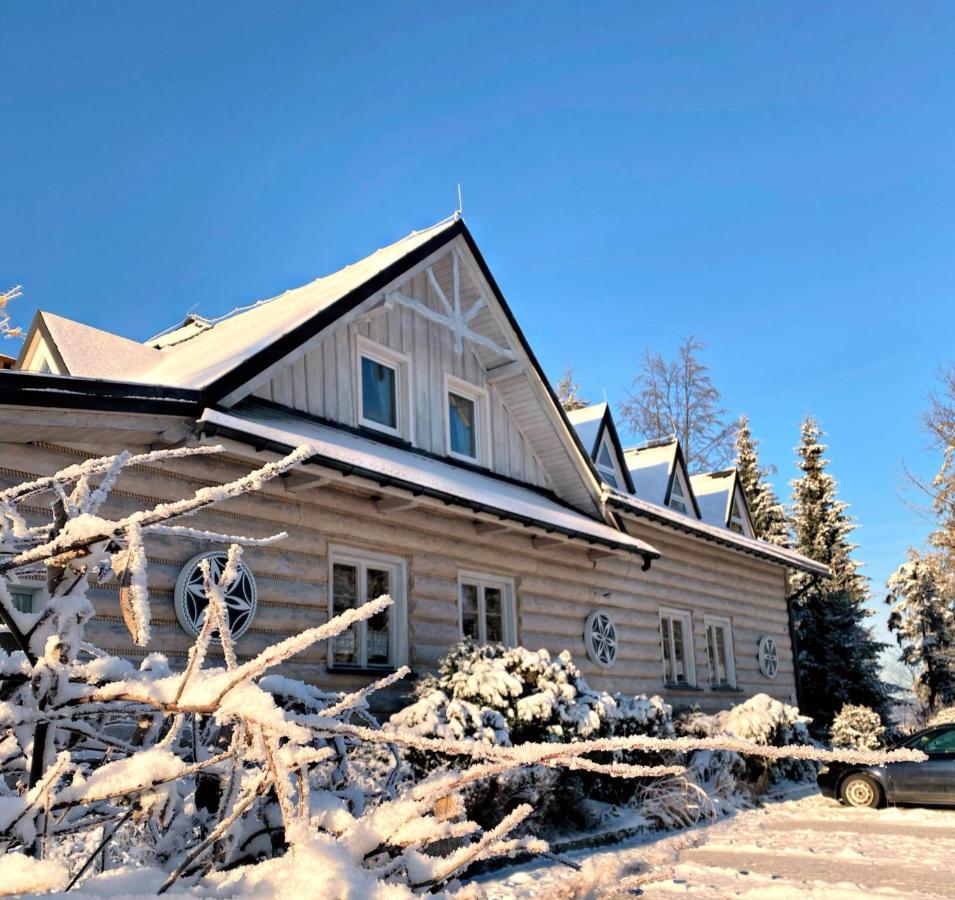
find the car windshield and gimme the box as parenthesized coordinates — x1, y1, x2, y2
(905, 727, 955, 754)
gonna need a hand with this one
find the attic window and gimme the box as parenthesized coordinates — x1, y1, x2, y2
(596, 437, 621, 489)
(356, 336, 412, 441)
(729, 495, 751, 537)
(668, 471, 690, 515)
(445, 375, 488, 465)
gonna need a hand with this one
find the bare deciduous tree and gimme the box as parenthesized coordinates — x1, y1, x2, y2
(618, 336, 736, 473)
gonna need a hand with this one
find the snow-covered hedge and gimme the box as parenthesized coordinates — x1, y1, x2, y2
(388, 642, 674, 832)
(676, 693, 818, 800)
(831, 704, 886, 751)
(928, 706, 955, 727)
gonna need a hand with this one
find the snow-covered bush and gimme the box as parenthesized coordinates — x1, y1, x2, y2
(389, 642, 677, 833)
(392, 641, 673, 748)
(676, 693, 818, 801)
(831, 704, 886, 751)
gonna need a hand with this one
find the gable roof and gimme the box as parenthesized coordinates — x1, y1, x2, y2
(17, 311, 163, 379)
(690, 469, 741, 529)
(566, 403, 635, 493)
(623, 436, 702, 518)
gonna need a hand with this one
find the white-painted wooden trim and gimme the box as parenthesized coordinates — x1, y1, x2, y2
(659, 606, 696, 687)
(443, 372, 490, 465)
(457, 570, 517, 646)
(355, 334, 413, 442)
(327, 544, 408, 669)
(704, 614, 737, 688)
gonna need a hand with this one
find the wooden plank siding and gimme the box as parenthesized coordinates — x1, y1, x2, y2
(0, 440, 797, 713)
(250, 260, 553, 491)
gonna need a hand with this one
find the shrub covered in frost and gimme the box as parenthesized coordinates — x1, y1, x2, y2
(388, 641, 674, 832)
(928, 705, 955, 727)
(392, 641, 673, 747)
(830, 704, 886, 751)
(676, 693, 818, 800)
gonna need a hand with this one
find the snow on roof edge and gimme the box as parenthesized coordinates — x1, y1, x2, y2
(604, 486, 828, 576)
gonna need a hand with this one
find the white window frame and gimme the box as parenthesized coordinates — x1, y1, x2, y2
(327, 545, 408, 669)
(2, 577, 46, 619)
(457, 571, 517, 646)
(704, 615, 737, 688)
(659, 607, 696, 687)
(595, 433, 625, 490)
(668, 468, 692, 516)
(356, 335, 413, 441)
(444, 374, 490, 465)
(728, 494, 752, 537)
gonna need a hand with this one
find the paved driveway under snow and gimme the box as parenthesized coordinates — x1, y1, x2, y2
(475, 788, 955, 898)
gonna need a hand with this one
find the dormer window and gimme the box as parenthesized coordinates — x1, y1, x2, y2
(729, 494, 752, 537)
(444, 375, 488, 464)
(596, 437, 622, 490)
(668, 470, 691, 515)
(356, 336, 412, 441)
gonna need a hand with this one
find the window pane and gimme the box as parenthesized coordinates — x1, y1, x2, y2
(461, 583, 479, 639)
(670, 499, 688, 515)
(361, 356, 397, 429)
(597, 443, 613, 468)
(672, 478, 685, 498)
(600, 467, 618, 489)
(484, 586, 503, 643)
(706, 625, 717, 686)
(672, 619, 686, 683)
(729, 521, 744, 534)
(715, 627, 727, 684)
(661, 617, 672, 682)
(448, 392, 476, 458)
(923, 728, 955, 754)
(332, 563, 358, 664)
(366, 567, 391, 664)
(10, 590, 33, 614)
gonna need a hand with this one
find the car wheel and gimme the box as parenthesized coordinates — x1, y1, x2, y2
(840, 773, 882, 809)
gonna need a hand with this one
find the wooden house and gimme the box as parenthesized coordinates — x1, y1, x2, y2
(0, 216, 826, 710)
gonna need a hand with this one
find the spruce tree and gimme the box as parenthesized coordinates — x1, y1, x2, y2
(789, 416, 891, 726)
(887, 552, 955, 712)
(734, 416, 790, 545)
(555, 366, 589, 412)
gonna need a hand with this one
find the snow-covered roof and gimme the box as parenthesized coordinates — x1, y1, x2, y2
(604, 486, 828, 576)
(21, 218, 459, 391)
(27, 312, 162, 380)
(690, 470, 736, 528)
(566, 403, 606, 455)
(623, 438, 677, 505)
(199, 404, 659, 562)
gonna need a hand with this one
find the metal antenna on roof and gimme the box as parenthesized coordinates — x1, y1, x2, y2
(454, 183, 463, 219)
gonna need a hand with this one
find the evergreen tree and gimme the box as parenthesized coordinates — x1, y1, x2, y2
(887, 552, 955, 712)
(789, 416, 891, 726)
(734, 416, 790, 545)
(555, 366, 589, 412)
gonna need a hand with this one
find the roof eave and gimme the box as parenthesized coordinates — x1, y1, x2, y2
(605, 493, 828, 577)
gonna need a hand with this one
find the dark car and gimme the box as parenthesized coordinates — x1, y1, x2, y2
(817, 723, 955, 808)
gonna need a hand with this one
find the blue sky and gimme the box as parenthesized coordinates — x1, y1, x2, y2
(3, 2, 954, 652)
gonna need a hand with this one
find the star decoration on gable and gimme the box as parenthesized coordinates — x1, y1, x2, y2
(386, 249, 515, 360)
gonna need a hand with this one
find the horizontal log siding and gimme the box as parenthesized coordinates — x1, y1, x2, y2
(0, 441, 796, 712)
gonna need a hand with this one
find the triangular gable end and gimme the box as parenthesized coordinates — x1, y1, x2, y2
(728, 478, 755, 538)
(567, 403, 634, 493)
(663, 442, 702, 520)
(192, 219, 607, 516)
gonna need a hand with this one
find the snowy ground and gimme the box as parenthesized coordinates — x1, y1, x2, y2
(474, 786, 955, 898)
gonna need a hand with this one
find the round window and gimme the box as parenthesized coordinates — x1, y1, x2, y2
(757, 635, 779, 679)
(584, 608, 618, 669)
(174, 551, 257, 641)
